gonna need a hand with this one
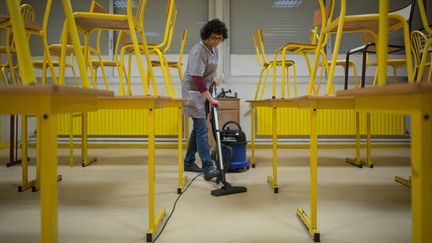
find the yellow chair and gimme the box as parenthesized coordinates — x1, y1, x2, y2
(413, 0, 432, 82)
(273, 6, 335, 97)
(25, 0, 58, 84)
(253, 28, 297, 100)
(411, 30, 432, 83)
(86, 1, 128, 92)
(71, 0, 155, 95)
(32, 22, 80, 87)
(316, 0, 414, 94)
(119, 0, 178, 96)
(150, 29, 188, 84)
(0, 3, 35, 85)
(310, 28, 360, 90)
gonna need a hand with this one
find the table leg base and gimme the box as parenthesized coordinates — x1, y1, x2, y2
(18, 178, 36, 192)
(31, 175, 62, 192)
(177, 176, 188, 194)
(267, 176, 279, 193)
(345, 158, 363, 168)
(82, 157, 97, 167)
(146, 208, 166, 242)
(395, 176, 411, 188)
(296, 208, 320, 242)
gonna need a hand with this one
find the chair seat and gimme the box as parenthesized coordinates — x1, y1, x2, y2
(0, 46, 16, 53)
(33, 61, 73, 68)
(276, 42, 317, 53)
(368, 59, 406, 67)
(91, 60, 117, 68)
(74, 12, 129, 33)
(150, 61, 179, 66)
(24, 20, 42, 32)
(326, 60, 356, 67)
(261, 60, 295, 67)
(0, 15, 9, 26)
(327, 13, 404, 34)
(48, 45, 98, 56)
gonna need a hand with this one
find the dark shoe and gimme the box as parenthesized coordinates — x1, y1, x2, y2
(184, 163, 204, 173)
(204, 168, 220, 181)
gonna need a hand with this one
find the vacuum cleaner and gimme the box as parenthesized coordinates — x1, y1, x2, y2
(219, 121, 250, 171)
(209, 84, 247, 197)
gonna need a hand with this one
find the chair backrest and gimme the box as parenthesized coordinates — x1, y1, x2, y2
(20, 4, 35, 24)
(411, 30, 429, 68)
(157, 0, 177, 49)
(6, 4, 35, 48)
(416, 0, 431, 34)
(41, 0, 53, 33)
(91, 1, 108, 52)
(177, 29, 188, 64)
(316, 0, 335, 47)
(132, 0, 148, 31)
(161, 9, 178, 53)
(253, 28, 268, 67)
(391, 0, 416, 31)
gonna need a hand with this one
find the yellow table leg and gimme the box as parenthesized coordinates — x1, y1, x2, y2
(410, 102, 432, 243)
(147, 108, 166, 242)
(177, 105, 187, 194)
(362, 113, 374, 168)
(81, 112, 97, 167)
(346, 112, 363, 167)
(18, 114, 36, 192)
(250, 105, 256, 168)
(39, 111, 58, 243)
(267, 105, 278, 193)
(395, 176, 411, 188)
(297, 107, 320, 242)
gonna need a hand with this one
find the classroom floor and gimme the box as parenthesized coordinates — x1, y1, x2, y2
(0, 147, 411, 243)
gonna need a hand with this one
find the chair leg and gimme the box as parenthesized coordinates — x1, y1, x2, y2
(392, 66, 398, 83)
(293, 63, 298, 97)
(70, 66, 79, 87)
(117, 47, 127, 96)
(69, 114, 74, 167)
(260, 66, 271, 100)
(42, 35, 58, 84)
(352, 62, 359, 88)
(1, 67, 8, 85)
(427, 63, 432, 83)
(254, 68, 265, 100)
(177, 65, 183, 82)
(372, 67, 378, 87)
(286, 66, 290, 98)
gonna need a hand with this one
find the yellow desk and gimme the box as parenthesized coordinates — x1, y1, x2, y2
(246, 99, 299, 193)
(0, 85, 113, 243)
(337, 83, 432, 243)
(96, 96, 185, 242)
(292, 96, 355, 242)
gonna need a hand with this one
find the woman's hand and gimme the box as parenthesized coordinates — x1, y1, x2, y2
(210, 98, 220, 108)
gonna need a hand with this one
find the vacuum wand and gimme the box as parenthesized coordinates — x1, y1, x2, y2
(209, 84, 247, 197)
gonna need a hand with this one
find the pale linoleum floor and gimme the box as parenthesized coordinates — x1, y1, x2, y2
(0, 147, 411, 243)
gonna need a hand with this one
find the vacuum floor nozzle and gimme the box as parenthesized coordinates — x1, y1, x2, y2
(211, 185, 247, 197)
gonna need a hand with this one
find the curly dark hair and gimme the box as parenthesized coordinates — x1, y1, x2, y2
(200, 18, 228, 41)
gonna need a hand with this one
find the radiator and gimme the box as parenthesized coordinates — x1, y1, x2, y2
(57, 108, 179, 136)
(256, 107, 405, 136)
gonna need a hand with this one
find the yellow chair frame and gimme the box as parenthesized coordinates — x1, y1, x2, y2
(274, 6, 335, 97)
(119, 0, 178, 97)
(253, 28, 297, 99)
(66, 0, 155, 95)
(314, 0, 414, 95)
(411, 30, 432, 83)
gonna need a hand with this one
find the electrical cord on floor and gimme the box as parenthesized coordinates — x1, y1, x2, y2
(152, 173, 203, 242)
